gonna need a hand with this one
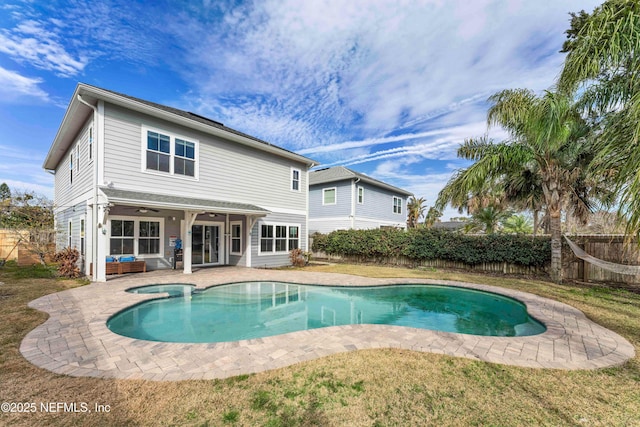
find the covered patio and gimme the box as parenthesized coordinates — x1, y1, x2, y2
(90, 188, 269, 281)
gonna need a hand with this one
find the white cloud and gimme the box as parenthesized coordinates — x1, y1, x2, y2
(0, 19, 88, 77)
(0, 66, 50, 102)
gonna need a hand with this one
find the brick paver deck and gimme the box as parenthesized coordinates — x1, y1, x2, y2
(20, 267, 635, 381)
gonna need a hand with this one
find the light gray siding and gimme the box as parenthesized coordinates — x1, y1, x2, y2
(308, 180, 408, 232)
(309, 218, 353, 234)
(54, 117, 95, 208)
(102, 103, 307, 211)
(355, 182, 407, 225)
(308, 180, 352, 218)
(252, 212, 307, 268)
(55, 202, 89, 272)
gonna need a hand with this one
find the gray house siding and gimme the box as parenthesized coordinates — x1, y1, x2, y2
(308, 178, 409, 232)
(355, 182, 408, 225)
(55, 201, 89, 272)
(252, 212, 307, 268)
(54, 117, 94, 208)
(308, 180, 352, 218)
(102, 104, 307, 211)
(308, 218, 352, 234)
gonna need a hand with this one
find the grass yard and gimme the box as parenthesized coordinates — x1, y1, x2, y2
(0, 262, 639, 426)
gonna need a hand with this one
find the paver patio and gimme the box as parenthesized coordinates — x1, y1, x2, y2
(20, 267, 635, 381)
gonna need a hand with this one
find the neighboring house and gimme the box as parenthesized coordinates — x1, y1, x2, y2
(308, 166, 413, 233)
(43, 83, 316, 282)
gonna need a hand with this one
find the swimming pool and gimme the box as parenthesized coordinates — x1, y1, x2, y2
(107, 282, 546, 343)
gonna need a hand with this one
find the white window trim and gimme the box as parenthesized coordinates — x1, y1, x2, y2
(88, 125, 94, 163)
(291, 167, 301, 192)
(68, 219, 73, 248)
(357, 186, 364, 204)
(140, 125, 200, 181)
(322, 187, 337, 205)
(108, 216, 165, 258)
(76, 144, 80, 173)
(230, 220, 243, 255)
(258, 222, 301, 255)
(393, 196, 403, 214)
(69, 151, 74, 185)
(80, 218, 85, 256)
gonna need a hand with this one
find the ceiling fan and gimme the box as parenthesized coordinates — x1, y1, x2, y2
(136, 207, 159, 213)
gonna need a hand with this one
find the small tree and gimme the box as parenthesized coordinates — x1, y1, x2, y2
(1, 187, 55, 265)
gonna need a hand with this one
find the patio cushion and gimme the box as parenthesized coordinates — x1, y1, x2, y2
(106, 256, 117, 263)
(120, 256, 136, 262)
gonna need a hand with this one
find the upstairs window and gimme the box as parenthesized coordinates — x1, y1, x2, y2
(323, 187, 336, 205)
(76, 145, 80, 173)
(358, 186, 364, 204)
(146, 131, 170, 173)
(393, 196, 403, 214)
(291, 168, 301, 191)
(143, 128, 198, 178)
(69, 152, 74, 185)
(175, 139, 195, 177)
(88, 126, 93, 161)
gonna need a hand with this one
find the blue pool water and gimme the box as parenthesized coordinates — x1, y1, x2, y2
(108, 282, 546, 343)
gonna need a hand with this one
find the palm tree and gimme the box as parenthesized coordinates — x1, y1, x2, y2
(559, 0, 640, 241)
(406, 196, 427, 228)
(502, 214, 533, 234)
(437, 89, 607, 283)
(463, 205, 512, 234)
(424, 206, 443, 228)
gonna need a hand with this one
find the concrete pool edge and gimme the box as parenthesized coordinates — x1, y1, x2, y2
(20, 267, 636, 381)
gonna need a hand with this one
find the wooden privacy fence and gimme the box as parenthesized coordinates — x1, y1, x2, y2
(0, 229, 56, 265)
(312, 234, 640, 285)
(562, 234, 640, 285)
(0, 229, 21, 262)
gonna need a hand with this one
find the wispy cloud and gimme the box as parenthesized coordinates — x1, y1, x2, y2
(0, 66, 50, 102)
(0, 19, 88, 77)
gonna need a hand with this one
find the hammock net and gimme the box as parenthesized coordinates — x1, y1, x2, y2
(564, 236, 640, 276)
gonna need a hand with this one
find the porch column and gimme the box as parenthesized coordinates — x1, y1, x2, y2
(183, 210, 199, 274)
(95, 204, 108, 282)
(246, 216, 257, 267)
(225, 213, 230, 265)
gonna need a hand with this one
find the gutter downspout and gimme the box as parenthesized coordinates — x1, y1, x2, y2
(77, 94, 99, 281)
(350, 178, 360, 229)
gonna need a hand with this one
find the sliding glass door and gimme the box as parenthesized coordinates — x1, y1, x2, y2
(191, 223, 223, 265)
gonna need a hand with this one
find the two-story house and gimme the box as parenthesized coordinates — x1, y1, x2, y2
(308, 166, 413, 233)
(43, 83, 317, 281)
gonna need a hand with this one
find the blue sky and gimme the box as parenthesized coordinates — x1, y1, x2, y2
(0, 0, 601, 219)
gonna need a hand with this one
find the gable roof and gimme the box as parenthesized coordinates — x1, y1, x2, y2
(309, 166, 413, 197)
(43, 83, 318, 170)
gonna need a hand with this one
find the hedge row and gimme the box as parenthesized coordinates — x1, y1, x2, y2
(311, 228, 551, 267)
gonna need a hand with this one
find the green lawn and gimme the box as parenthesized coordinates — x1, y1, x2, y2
(1, 262, 639, 426)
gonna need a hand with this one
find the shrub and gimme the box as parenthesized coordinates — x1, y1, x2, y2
(313, 228, 550, 267)
(289, 248, 310, 267)
(53, 247, 81, 278)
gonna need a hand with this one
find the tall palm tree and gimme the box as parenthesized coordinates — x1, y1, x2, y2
(559, 0, 640, 240)
(436, 89, 607, 283)
(406, 196, 427, 228)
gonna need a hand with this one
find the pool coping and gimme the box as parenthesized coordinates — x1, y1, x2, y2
(20, 267, 636, 381)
